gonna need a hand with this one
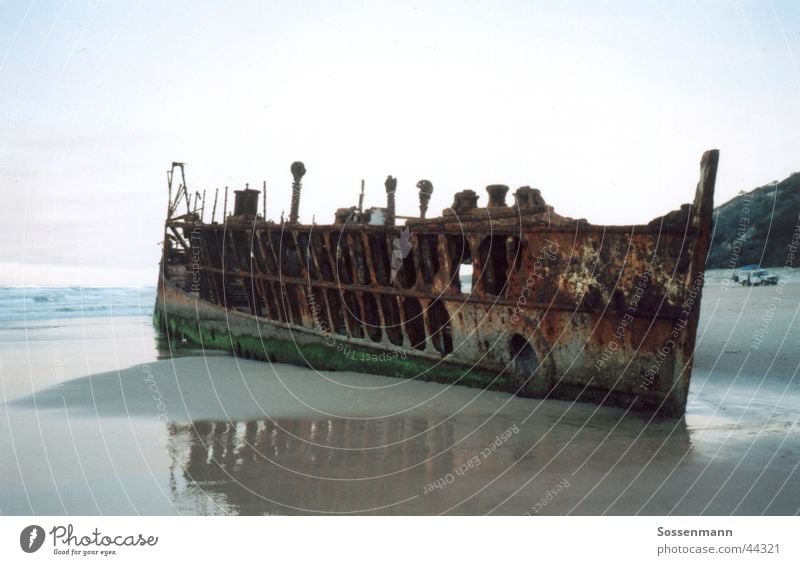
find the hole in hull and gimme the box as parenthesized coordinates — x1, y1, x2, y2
(363, 293, 383, 343)
(428, 299, 453, 355)
(403, 297, 426, 351)
(510, 333, 539, 385)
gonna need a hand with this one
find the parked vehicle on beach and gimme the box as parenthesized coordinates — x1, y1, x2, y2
(733, 265, 778, 286)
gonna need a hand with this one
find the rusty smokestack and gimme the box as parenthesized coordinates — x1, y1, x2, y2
(451, 190, 479, 214)
(289, 161, 306, 224)
(416, 179, 433, 219)
(486, 184, 509, 207)
(385, 175, 397, 226)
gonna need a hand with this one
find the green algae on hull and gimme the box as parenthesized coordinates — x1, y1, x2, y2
(154, 306, 515, 392)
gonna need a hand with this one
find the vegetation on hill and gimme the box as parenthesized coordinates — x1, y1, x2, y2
(707, 172, 800, 269)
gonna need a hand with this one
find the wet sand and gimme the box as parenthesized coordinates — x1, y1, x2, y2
(1, 279, 799, 515)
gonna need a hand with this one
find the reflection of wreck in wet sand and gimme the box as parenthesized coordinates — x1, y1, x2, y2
(164, 414, 693, 515)
(165, 417, 459, 514)
(156, 151, 718, 415)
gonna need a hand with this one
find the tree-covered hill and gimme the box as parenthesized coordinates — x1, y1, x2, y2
(707, 172, 800, 269)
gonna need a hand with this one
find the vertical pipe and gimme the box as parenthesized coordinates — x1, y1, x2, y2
(358, 179, 365, 216)
(211, 188, 219, 223)
(416, 180, 433, 219)
(385, 175, 397, 226)
(223, 186, 229, 219)
(262, 181, 267, 220)
(166, 168, 173, 219)
(289, 161, 306, 224)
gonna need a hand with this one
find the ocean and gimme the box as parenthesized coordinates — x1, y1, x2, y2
(0, 287, 156, 322)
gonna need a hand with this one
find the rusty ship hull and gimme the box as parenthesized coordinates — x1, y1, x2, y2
(155, 151, 718, 416)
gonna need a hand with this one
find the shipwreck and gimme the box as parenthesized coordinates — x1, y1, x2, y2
(155, 150, 719, 416)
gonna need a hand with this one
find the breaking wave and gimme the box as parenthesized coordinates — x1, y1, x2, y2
(0, 287, 156, 322)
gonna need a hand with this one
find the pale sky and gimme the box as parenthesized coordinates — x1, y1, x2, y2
(1, 0, 798, 286)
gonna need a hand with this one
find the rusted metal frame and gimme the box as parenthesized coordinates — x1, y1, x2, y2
(466, 235, 484, 299)
(198, 262, 672, 319)
(322, 230, 341, 284)
(307, 281, 338, 334)
(170, 184, 190, 218)
(343, 234, 367, 337)
(261, 228, 287, 324)
(421, 233, 442, 286)
(253, 229, 274, 318)
(290, 230, 311, 281)
(167, 184, 184, 218)
(339, 232, 357, 285)
(328, 231, 353, 286)
(166, 168, 174, 220)
(201, 226, 689, 321)
(360, 231, 381, 284)
(360, 232, 390, 331)
(250, 277, 268, 319)
(286, 282, 304, 326)
(211, 188, 219, 223)
(291, 283, 311, 328)
(348, 232, 368, 285)
(259, 228, 281, 273)
(409, 231, 425, 289)
(395, 294, 410, 349)
(226, 232, 252, 313)
(254, 229, 282, 322)
(165, 274, 402, 353)
(245, 223, 265, 317)
(332, 231, 356, 335)
(294, 284, 314, 327)
(302, 230, 322, 282)
(305, 230, 332, 331)
(323, 230, 351, 338)
(276, 279, 291, 324)
(267, 224, 292, 324)
(402, 221, 698, 237)
(308, 231, 338, 336)
(207, 232, 226, 307)
(355, 232, 372, 285)
(377, 231, 409, 346)
(197, 235, 214, 302)
(342, 289, 364, 339)
(505, 235, 525, 298)
(673, 150, 719, 396)
(419, 297, 436, 353)
(242, 273, 259, 317)
(439, 233, 459, 294)
(168, 226, 191, 252)
(303, 228, 334, 333)
(173, 219, 697, 239)
(326, 286, 348, 338)
(405, 296, 428, 351)
(275, 229, 297, 325)
(228, 230, 257, 314)
(255, 230, 280, 318)
(217, 224, 231, 311)
(166, 216, 202, 224)
(357, 290, 384, 344)
(423, 298, 448, 355)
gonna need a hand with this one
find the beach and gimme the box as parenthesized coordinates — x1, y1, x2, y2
(0, 275, 798, 515)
